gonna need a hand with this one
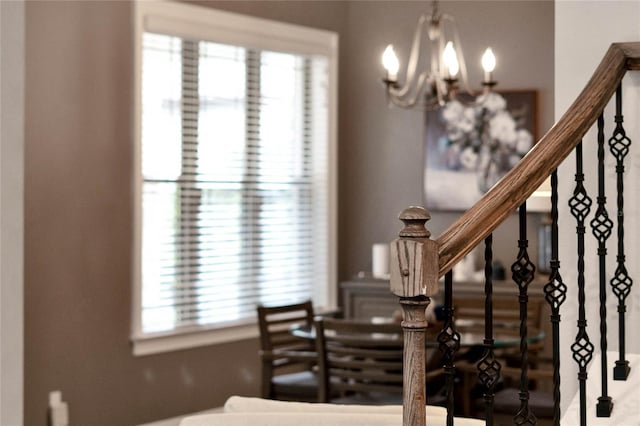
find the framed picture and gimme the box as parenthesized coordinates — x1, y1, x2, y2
(424, 90, 538, 211)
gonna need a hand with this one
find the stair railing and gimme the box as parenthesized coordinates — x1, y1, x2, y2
(390, 42, 640, 426)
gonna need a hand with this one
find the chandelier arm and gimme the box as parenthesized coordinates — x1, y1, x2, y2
(395, 14, 428, 98)
(430, 36, 447, 107)
(388, 71, 430, 108)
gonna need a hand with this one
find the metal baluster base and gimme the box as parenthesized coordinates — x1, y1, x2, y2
(596, 396, 613, 417)
(614, 361, 630, 380)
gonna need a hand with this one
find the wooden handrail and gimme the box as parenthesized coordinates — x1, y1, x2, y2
(436, 42, 640, 277)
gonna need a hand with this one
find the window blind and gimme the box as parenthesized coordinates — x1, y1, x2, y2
(139, 32, 330, 334)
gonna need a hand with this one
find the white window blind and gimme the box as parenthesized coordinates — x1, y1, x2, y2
(133, 2, 337, 353)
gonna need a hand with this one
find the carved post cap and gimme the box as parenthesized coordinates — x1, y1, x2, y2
(391, 206, 439, 298)
(398, 206, 431, 238)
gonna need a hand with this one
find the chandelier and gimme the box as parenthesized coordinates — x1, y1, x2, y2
(381, 1, 497, 109)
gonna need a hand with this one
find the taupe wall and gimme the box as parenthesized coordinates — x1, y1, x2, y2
(24, 2, 346, 425)
(24, 1, 553, 425)
(339, 1, 555, 280)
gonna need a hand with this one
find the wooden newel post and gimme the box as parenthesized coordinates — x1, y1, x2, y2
(390, 206, 439, 426)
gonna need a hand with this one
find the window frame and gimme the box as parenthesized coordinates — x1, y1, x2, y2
(132, 0, 338, 356)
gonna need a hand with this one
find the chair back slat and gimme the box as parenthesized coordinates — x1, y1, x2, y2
(327, 345, 403, 359)
(257, 301, 315, 351)
(328, 357, 404, 371)
(329, 368, 404, 384)
(315, 318, 404, 403)
(332, 382, 405, 394)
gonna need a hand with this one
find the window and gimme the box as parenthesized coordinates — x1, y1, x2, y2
(132, 1, 337, 355)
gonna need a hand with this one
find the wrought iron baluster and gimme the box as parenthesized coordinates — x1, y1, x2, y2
(608, 84, 633, 381)
(569, 141, 594, 426)
(590, 114, 614, 416)
(438, 270, 460, 426)
(477, 234, 501, 426)
(511, 203, 536, 425)
(543, 169, 567, 426)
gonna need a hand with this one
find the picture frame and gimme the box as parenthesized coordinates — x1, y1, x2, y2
(423, 90, 538, 211)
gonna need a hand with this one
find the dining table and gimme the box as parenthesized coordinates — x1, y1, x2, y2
(290, 319, 545, 349)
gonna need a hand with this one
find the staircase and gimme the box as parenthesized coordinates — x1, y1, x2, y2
(389, 42, 640, 426)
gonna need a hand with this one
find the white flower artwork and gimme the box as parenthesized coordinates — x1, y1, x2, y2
(424, 90, 537, 210)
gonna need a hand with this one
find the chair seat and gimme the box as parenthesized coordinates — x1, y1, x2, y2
(272, 371, 319, 399)
(492, 388, 554, 419)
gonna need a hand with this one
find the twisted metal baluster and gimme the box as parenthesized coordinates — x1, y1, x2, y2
(477, 234, 501, 426)
(438, 270, 461, 426)
(608, 84, 633, 381)
(569, 141, 594, 426)
(543, 169, 567, 426)
(511, 203, 537, 425)
(590, 114, 614, 416)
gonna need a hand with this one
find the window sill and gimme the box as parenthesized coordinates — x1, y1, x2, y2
(132, 304, 339, 356)
(131, 322, 259, 356)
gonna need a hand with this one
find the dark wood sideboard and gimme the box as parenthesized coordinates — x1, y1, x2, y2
(339, 275, 551, 357)
(340, 276, 400, 320)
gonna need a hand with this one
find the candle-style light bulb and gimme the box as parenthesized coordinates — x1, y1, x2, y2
(482, 47, 496, 83)
(382, 44, 400, 82)
(443, 41, 459, 78)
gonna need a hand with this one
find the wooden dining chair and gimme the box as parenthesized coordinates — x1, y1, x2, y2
(257, 300, 318, 402)
(314, 317, 405, 405)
